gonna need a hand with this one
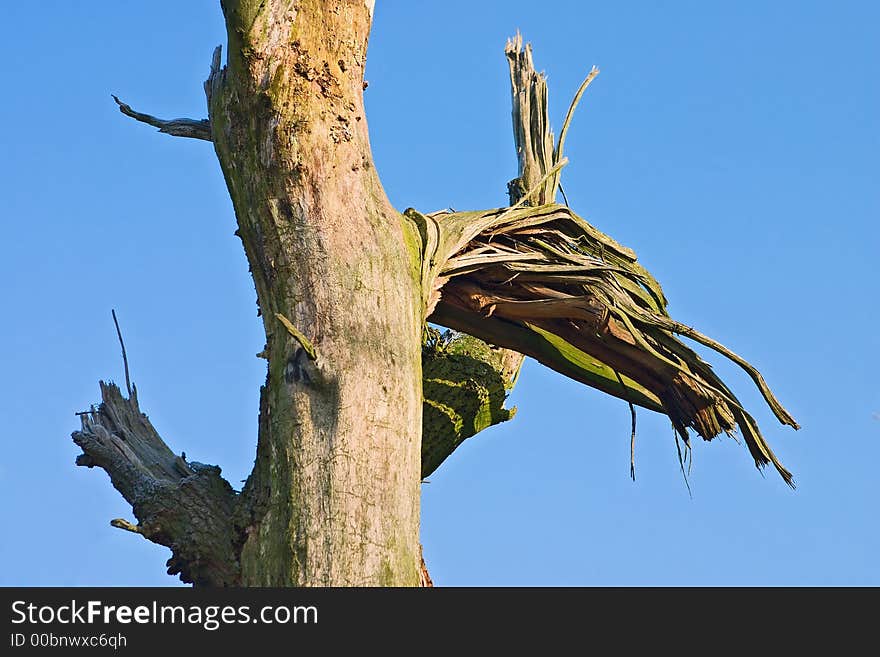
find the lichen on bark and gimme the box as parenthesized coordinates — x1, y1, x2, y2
(421, 328, 520, 478)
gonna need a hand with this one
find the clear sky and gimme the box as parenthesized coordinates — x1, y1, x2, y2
(1, 1, 877, 586)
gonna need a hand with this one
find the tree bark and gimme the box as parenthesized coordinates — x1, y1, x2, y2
(81, 5, 538, 585)
(73, 383, 240, 586)
(209, 0, 423, 586)
(72, 5, 797, 587)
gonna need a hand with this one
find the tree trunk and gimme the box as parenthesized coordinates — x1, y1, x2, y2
(72, 4, 797, 588)
(210, 0, 422, 586)
(75, 3, 538, 587)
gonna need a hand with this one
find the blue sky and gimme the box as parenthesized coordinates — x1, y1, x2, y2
(1, 1, 877, 586)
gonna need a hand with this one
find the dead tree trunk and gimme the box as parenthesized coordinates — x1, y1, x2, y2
(84, 0, 426, 587)
(72, 2, 797, 587)
(209, 0, 424, 586)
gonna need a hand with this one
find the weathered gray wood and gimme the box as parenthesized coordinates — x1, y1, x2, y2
(112, 95, 212, 141)
(71, 8, 799, 589)
(506, 33, 555, 205)
(72, 382, 240, 586)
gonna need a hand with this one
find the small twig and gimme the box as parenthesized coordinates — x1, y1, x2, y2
(558, 183, 570, 208)
(613, 370, 637, 481)
(111, 95, 212, 141)
(673, 429, 693, 498)
(110, 518, 143, 535)
(549, 66, 600, 200)
(275, 313, 318, 361)
(554, 66, 600, 165)
(111, 309, 132, 398)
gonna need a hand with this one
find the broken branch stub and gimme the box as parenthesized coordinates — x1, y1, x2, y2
(413, 33, 579, 475)
(72, 382, 241, 585)
(424, 197, 797, 485)
(111, 95, 212, 141)
(422, 35, 798, 485)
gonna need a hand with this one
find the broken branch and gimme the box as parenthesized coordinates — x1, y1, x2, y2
(72, 382, 241, 585)
(111, 95, 212, 141)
